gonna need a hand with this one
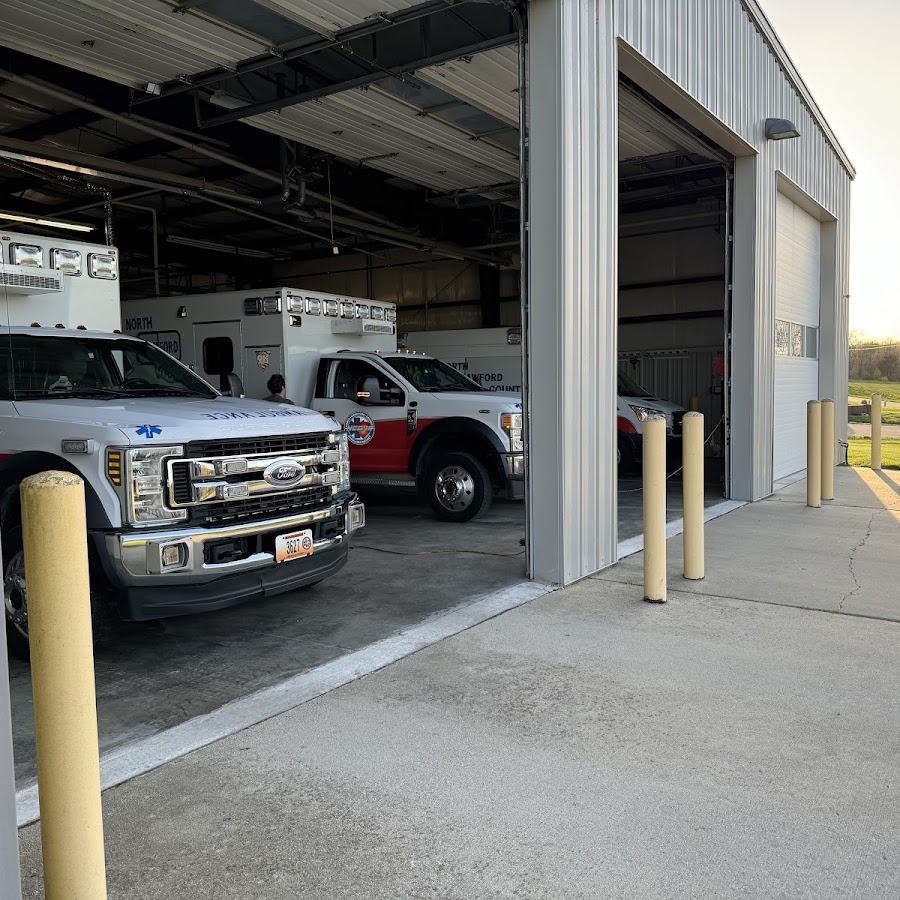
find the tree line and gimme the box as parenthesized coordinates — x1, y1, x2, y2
(848, 330, 900, 381)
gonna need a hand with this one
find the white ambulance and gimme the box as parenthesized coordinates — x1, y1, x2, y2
(402, 326, 687, 472)
(123, 288, 525, 522)
(0, 232, 363, 658)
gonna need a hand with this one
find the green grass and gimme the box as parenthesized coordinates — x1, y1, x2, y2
(848, 409, 900, 426)
(848, 380, 900, 404)
(846, 436, 900, 469)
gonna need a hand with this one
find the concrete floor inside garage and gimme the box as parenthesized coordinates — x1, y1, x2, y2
(8, 470, 726, 787)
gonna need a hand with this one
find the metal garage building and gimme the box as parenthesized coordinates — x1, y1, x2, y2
(0, 0, 852, 589)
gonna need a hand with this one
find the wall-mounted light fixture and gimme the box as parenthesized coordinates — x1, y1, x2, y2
(765, 118, 800, 140)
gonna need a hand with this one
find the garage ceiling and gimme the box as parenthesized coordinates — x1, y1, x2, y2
(0, 0, 727, 298)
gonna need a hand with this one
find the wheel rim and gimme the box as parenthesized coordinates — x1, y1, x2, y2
(434, 464, 476, 513)
(4, 550, 28, 639)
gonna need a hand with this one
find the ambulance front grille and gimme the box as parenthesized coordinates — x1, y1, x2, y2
(186, 433, 333, 459)
(191, 488, 334, 526)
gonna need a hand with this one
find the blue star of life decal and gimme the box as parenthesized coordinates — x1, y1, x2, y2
(135, 424, 163, 439)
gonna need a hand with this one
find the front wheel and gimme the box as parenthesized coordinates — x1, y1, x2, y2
(4, 523, 108, 661)
(3, 526, 29, 660)
(618, 436, 636, 476)
(425, 452, 493, 522)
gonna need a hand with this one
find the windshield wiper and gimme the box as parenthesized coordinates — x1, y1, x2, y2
(124, 386, 209, 398)
(16, 387, 129, 400)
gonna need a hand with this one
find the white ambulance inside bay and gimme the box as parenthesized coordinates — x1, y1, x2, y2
(124, 288, 525, 521)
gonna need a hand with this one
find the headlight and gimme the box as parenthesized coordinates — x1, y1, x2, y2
(501, 412, 524, 453)
(628, 405, 659, 423)
(337, 432, 351, 491)
(109, 445, 186, 525)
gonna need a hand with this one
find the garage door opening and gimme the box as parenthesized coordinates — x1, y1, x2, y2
(0, 3, 530, 787)
(615, 78, 734, 541)
(773, 191, 822, 481)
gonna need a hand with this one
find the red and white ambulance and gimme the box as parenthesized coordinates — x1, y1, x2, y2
(123, 288, 524, 521)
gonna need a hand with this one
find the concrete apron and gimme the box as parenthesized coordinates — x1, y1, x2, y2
(15, 467, 882, 825)
(15, 467, 900, 899)
(600, 466, 900, 622)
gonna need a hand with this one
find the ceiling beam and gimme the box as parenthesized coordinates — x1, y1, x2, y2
(140, 0, 473, 103)
(199, 32, 519, 127)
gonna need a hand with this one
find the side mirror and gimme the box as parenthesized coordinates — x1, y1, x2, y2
(358, 376, 402, 406)
(222, 372, 244, 398)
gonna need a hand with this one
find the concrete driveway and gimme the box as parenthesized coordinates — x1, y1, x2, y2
(15, 468, 900, 899)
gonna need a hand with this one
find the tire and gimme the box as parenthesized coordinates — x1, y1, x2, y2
(3, 527, 29, 661)
(618, 437, 636, 476)
(424, 451, 493, 522)
(3, 523, 108, 661)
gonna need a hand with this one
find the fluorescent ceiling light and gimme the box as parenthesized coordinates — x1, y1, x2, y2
(0, 211, 94, 233)
(208, 90, 248, 110)
(166, 234, 274, 258)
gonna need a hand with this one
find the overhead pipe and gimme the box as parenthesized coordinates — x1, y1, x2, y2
(103, 192, 114, 246)
(0, 154, 497, 266)
(0, 71, 402, 227)
(46, 190, 161, 292)
(0, 139, 261, 205)
(291, 208, 504, 265)
(112, 201, 159, 295)
(0, 76, 504, 265)
(280, 139, 291, 203)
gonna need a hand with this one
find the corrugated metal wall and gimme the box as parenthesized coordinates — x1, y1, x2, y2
(528, 0, 619, 584)
(614, 0, 852, 501)
(619, 348, 725, 444)
(528, 0, 851, 583)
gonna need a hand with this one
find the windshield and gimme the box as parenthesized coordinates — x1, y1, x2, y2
(1, 334, 217, 401)
(617, 370, 652, 398)
(384, 356, 483, 392)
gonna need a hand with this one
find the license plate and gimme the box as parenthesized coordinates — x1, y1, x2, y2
(275, 529, 314, 563)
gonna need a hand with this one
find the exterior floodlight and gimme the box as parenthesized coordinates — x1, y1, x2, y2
(765, 118, 800, 140)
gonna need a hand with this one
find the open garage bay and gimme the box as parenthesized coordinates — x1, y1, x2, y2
(8, 477, 728, 787)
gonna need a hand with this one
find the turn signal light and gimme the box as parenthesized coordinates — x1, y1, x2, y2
(107, 450, 122, 486)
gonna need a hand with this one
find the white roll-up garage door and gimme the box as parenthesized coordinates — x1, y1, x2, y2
(773, 192, 821, 480)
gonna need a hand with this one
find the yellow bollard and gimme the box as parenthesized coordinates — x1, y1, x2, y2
(682, 411, 705, 580)
(820, 398, 834, 501)
(643, 415, 667, 603)
(22, 472, 107, 900)
(807, 401, 821, 508)
(871, 392, 882, 471)
(689, 396, 699, 412)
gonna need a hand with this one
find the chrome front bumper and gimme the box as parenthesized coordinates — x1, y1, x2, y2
(104, 499, 365, 586)
(502, 452, 525, 480)
(501, 452, 525, 500)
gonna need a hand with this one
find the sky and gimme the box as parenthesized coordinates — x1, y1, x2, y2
(761, 0, 900, 339)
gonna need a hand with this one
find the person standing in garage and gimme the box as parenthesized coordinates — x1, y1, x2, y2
(263, 373, 295, 405)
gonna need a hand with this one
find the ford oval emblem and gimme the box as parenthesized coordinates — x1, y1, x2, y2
(263, 458, 305, 489)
